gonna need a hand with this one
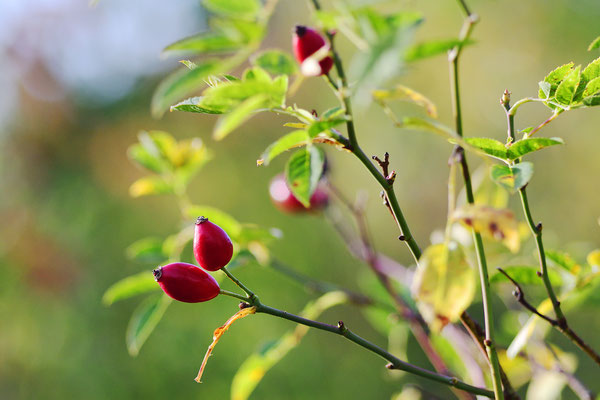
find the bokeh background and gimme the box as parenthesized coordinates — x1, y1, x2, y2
(1, 0, 600, 399)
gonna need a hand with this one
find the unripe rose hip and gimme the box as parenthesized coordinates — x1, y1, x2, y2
(293, 25, 333, 76)
(269, 173, 329, 213)
(193, 216, 234, 271)
(153, 262, 220, 303)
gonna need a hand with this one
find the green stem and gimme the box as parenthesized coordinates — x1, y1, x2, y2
(255, 302, 494, 398)
(219, 289, 249, 302)
(517, 189, 565, 322)
(449, 2, 504, 399)
(222, 267, 256, 299)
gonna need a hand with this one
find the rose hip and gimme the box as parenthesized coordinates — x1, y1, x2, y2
(193, 216, 234, 271)
(269, 174, 329, 213)
(293, 25, 333, 76)
(153, 262, 220, 303)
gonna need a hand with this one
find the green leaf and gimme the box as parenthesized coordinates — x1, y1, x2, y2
(411, 243, 476, 332)
(582, 57, 600, 84)
(507, 137, 563, 160)
(129, 176, 173, 198)
(128, 143, 169, 173)
(184, 205, 243, 240)
(555, 65, 581, 105)
(126, 237, 167, 263)
(405, 39, 472, 62)
(201, 68, 288, 113)
(583, 76, 600, 97)
(588, 36, 600, 51)
(152, 60, 222, 117)
(490, 162, 534, 193)
(102, 272, 159, 306)
(321, 106, 344, 120)
(170, 97, 224, 114)
(251, 50, 298, 76)
(257, 130, 310, 166)
(236, 224, 282, 246)
(464, 138, 507, 160)
(230, 292, 348, 400)
(545, 250, 579, 273)
(490, 266, 562, 286)
(583, 94, 600, 106)
(203, 0, 260, 19)
(538, 62, 574, 99)
(307, 118, 348, 138)
(163, 32, 242, 56)
(285, 146, 325, 207)
(126, 294, 171, 356)
(213, 94, 267, 140)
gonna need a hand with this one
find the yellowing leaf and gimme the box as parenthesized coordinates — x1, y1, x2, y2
(411, 243, 475, 332)
(452, 204, 520, 253)
(587, 249, 600, 268)
(372, 84, 438, 118)
(195, 306, 257, 383)
(231, 292, 348, 400)
(129, 176, 173, 198)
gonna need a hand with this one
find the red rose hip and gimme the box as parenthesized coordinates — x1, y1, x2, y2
(153, 262, 220, 303)
(193, 216, 234, 271)
(292, 25, 333, 76)
(269, 174, 329, 213)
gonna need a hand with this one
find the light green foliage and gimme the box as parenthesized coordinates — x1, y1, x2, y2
(537, 57, 600, 109)
(405, 38, 472, 62)
(126, 294, 172, 356)
(464, 137, 563, 162)
(411, 243, 475, 332)
(284, 146, 325, 207)
(257, 130, 310, 166)
(490, 162, 534, 193)
(102, 272, 160, 306)
(203, 0, 261, 19)
(151, 60, 223, 117)
(128, 131, 212, 196)
(213, 94, 268, 140)
(490, 266, 562, 286)
(251, 50, 297, 76)
(126, 237, 169, 263)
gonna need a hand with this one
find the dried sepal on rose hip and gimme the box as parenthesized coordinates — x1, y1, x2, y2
(193, 216, 234, 271)
(153, 262, 220, 303)
(292, 25, 333, 76)
(269, 173, 329, 213)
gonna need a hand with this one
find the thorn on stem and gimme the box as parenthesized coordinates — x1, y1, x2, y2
(398, 235, 406, 241)
(385, 363, 395, 370)
(373, 152, 391, 178)
(337, 320, 348, 333)
(484, 339, 492, 347)
(536, 222, 543, 232)
(239, 302, 251, 310)
(536, 271, 543, 278)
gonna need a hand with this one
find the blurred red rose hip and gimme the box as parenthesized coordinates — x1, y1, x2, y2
(153, 262, 220, 303)
(269, 173, 329, 213)
(293, 25, 333, 76)
(193, 216, 234, 271)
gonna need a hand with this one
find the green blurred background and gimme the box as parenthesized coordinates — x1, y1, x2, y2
(1, 0, 599, 399)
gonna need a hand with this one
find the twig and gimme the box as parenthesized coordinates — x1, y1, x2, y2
(327, 184, 475, 400)
(501, 93, 600, 367)
(255, 303, 494, 398)
(447, 2, 504, 399)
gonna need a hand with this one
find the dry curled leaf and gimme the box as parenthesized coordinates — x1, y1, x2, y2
(195, 306, 257, 383)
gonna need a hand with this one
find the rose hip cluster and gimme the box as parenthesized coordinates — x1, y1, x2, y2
(153, 217, 232, 303)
